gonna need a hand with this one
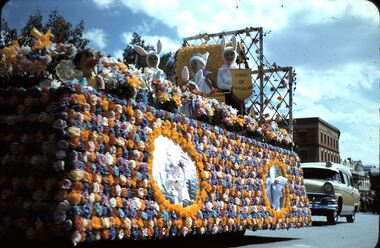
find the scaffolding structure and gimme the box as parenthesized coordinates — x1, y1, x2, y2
(182, 27, 296, 138)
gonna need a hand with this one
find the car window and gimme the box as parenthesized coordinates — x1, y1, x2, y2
(302, 168, 340, 181)
(342, 172, 350, 186)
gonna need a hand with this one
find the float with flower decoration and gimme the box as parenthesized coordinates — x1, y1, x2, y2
(0, 27, 311, 246)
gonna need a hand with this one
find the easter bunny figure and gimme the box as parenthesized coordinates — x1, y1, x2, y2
(189, 52, 213, 95)
(134, 40, 166, 82)
(217, 35, 238, 91)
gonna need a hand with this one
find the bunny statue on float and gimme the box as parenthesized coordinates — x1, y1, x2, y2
(134, 40, 166, 82)
(217, 35, 238, 92)
(187, 52, 213, 95)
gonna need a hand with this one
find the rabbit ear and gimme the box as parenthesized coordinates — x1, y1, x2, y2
(182, 66, 189, 81)
(203, 52, 210, 63)
(134, 45, 148, 56)
(231, 35, 237, 51)
(221, 36, 226, 53)
(156, 40, 162, 54)
(195, 69, 203, 83)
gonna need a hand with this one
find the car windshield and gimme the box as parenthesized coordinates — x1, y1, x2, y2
(302, 168, 341, 181)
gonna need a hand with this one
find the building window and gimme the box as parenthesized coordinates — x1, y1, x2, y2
(323, 134, 326, 144)
(320, 132, 323, 143)
(321, 150, 324, 161)
(298, 131, 307, 143)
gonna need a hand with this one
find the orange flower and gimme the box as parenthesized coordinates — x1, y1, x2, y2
(118, 63, 128, 71)
(128, 76, 139, 88)
(157, 91, 169, 103)
(1, 40, 19, 65)
(114, 217, 121, 228)
(127, 140, 135, 149)
(68, 191, 81, 205)
(101, 229, 110, 239)
(145, 112, 154, 122)
(84, 112, 91, 122)
(102, 98, 109, 111)
(126, 105, 134, 117)
(91, 216, 102, 230)
(172, 93, 181, 106)
(80, 130, 90, 142)
(108, 118, 115, 128)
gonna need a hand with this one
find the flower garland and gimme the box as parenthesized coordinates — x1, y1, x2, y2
(261, 158, 291, 223)
(147, 124, 208, 217)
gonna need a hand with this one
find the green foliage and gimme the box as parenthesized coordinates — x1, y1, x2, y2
(2, 9, 88, 48)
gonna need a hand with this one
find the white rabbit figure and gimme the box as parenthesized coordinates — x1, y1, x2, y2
(217, 35, 238, 91)
(189, 52, 213, 95)
(165, 160, 190, 206)
(134, 40, 166, 82)
(194, 69, 212, 95)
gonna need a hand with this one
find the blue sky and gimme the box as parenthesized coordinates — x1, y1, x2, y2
(2, 0, 379, 166)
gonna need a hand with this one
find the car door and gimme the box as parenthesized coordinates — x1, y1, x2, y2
(339, 171, 356, 214)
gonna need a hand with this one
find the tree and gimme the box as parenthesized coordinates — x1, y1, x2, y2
(20, 9, 44, 46)
(122, 32, 176, 79)
(159, 51, 176, 80)
(0, 18, 17, 47)
(3, 9, 88, 48)
(122, 32, 154, 69)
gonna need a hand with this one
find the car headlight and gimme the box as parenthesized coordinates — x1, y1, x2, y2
(323, 182, 334, 195)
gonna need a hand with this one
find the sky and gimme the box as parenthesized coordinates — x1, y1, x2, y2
(2, 0, 379, 166)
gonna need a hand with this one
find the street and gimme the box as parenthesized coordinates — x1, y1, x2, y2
(70, 213, 379, 248)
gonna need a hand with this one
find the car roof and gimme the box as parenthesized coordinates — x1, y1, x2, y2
(301, 162, 352, 176)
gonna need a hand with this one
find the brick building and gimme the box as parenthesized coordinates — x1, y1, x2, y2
(293, 117, 340, 163)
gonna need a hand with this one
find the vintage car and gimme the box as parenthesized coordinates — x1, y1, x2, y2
(301, 162, 360, 225)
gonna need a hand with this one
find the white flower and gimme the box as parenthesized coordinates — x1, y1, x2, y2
(19, 45, 31, 55)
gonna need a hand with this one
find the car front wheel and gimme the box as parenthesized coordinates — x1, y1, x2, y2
(327, 211, 338, 225)
(346, 211, 355, 223)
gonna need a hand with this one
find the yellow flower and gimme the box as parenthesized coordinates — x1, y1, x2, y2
(157, 91, 169, 103)
(172, 92, 181, 106)
(1, 40, 19, 65)
(30, 27, 54, 50)
(128, 76, 139, 88)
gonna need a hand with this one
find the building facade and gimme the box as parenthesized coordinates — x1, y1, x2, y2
(342, 158, 371, 192)
(293, 117, 340, 163)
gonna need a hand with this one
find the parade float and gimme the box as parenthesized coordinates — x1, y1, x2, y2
(0, 27, 311, 246)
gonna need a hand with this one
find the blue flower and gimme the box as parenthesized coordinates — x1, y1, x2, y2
(86, 231, 94, 243)
(162, 211, 169, 220)
(170, 227, 177, 236)
(131, 228, 139, 240)
(110, 228, 116, 240)
(83, 204, 92, 218)
(141, 211, 148, 220)
(118, 208, 125, 218)
(113, 166, 119, 176)
(95, 203, 102, 216)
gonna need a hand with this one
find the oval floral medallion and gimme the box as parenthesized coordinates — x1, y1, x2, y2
(147, 125, 208, 217)
(152, 135, 199, 207)
(262, 159, 291, 222)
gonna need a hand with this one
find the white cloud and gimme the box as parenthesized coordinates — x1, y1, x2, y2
(121, 32, 181, 53)
(117, 0, 377, 38)
(294, 62, 379, 166)
(112, 49, 124, 60)
(83, 28, 107, 50)
(92, 0, 115, 8)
